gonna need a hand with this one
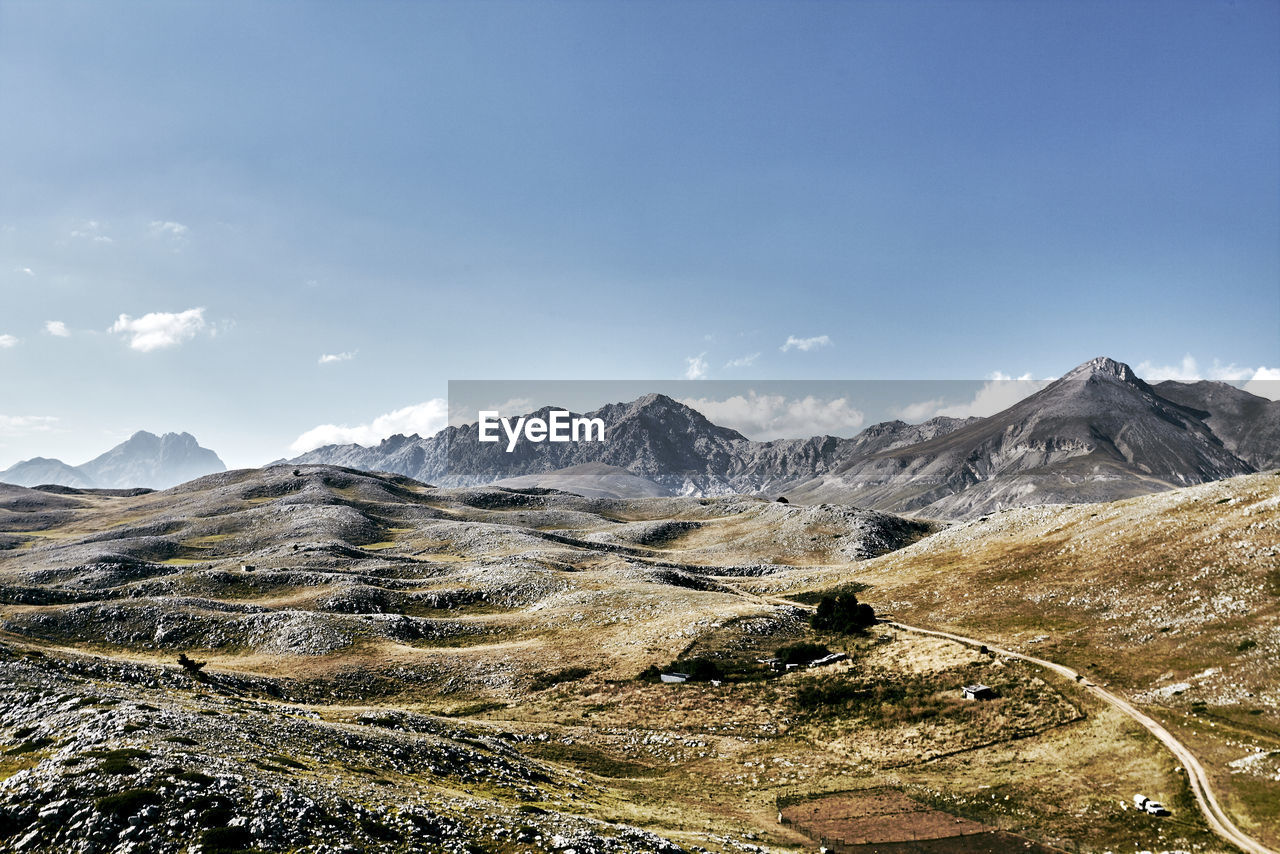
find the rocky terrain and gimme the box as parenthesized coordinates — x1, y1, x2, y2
(0, 464, 1270, 852)
(289, 358, 1279, 519)
(1, 432, 225, 491)
(1154, 379, 1280, 471)
(783, 357, 1255, 516)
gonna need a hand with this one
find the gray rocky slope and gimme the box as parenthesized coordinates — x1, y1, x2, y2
(290, 357, 1277, 518)
(1153, 379, 1280, 470)
(290, 396, 975, 499)
(786, 357, 1255, 516)
(1, 431, 225, 490)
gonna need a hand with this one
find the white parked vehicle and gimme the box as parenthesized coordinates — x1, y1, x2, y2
(1133, 794, 1168, 815)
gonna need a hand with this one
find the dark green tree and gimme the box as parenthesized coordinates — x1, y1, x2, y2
(811, 591, 875, 633)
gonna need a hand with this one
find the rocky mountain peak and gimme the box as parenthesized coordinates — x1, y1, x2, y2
(1063, 356, 1139, 384)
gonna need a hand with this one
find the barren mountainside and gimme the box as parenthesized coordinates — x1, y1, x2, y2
(290, 358, 1277, 518)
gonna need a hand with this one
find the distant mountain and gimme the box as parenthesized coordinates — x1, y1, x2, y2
(786, 357, 1254, 516)
(1152, 380, 1280, 471)
(0, 457, 96, 489)
(0, 431, 225, 490)
(287, 357, 1276, 518)
(290, 393, 865, 496)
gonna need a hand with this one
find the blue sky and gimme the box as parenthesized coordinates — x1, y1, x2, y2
(1, 0, 1277, 469)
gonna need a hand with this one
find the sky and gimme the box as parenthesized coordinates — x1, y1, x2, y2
(1, 0, 1277, 469)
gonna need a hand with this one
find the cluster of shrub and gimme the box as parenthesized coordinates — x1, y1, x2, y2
(811, 591, 875, 634)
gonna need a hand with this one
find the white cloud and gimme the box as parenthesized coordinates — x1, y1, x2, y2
(1136, 354, 1259, 383)
(19, 267, 33, 277)
(0, 334, 17, 348)
(70, 221, 113, 244)
(44, 320, 70, 338)
(724, 352, 760, 369)
(780, 334, 831, 353)
(149, 220, 189, 238)
(0, 414, 59, 436)
(109, 307, 206, 352)
(1242, 367, 1280, 401)
(290, 399, 449, 453)
(318, 351, 356, 364)
(681, 391, 865, 440)
(684, 353, 708, 380)
(896, 372, 1053, 421)
(1134, 355, 1280, 401)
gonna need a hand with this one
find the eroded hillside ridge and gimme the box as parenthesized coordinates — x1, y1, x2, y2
(290, 357, 1278, 518)
(0, 466, 930, 661)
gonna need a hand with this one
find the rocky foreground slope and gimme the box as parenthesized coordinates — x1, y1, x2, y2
(0, 465, 1268, 852)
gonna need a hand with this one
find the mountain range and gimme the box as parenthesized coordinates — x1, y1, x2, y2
(0, 431, 225, 490)
(5, 358, 1272, 515)
(287, 357, 1279, 518)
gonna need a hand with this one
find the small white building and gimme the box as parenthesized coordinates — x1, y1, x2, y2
(660, 672, 689, 684)
(962, 684, 995, 700)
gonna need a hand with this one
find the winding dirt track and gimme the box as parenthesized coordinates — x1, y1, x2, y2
(885, 620, 1276, 854)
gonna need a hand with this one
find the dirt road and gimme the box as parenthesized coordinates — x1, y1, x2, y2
(886, 620, 1276, 854)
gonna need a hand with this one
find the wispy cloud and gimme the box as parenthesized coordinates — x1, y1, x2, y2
(1136, 354, 1258, 383)
(70, 220, 113, 244)
(18, 267, 33, 277)
(149, 220, 190, 238)
(290, 399, 449, 453)
(0, 414, 59, 436)
(895, 372, 1053, 421)
(684, 353, 708, 380)
(1136, 354, 1280, 401)
(681, 392, 864, 440)
(0, 334, 18, 348)
(318, 351, 356, 364)
(724, 352, 760, 369)
(780, 334, 831, 353)
(109, 307, 206, 352)
(44, 320, 70, 338)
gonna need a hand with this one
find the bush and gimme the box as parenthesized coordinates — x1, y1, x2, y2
(673, 658, 723, 681)
(529, 666, 592, 691)
(95, 788, 159, 817)
(4, 737, 54, 755)
(361, 816, 402, 842)
(198, 825, 252, 852)
(811, 592, 875, 634)
(776, 642, 831, 666)
(177, 653, 206, 675)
